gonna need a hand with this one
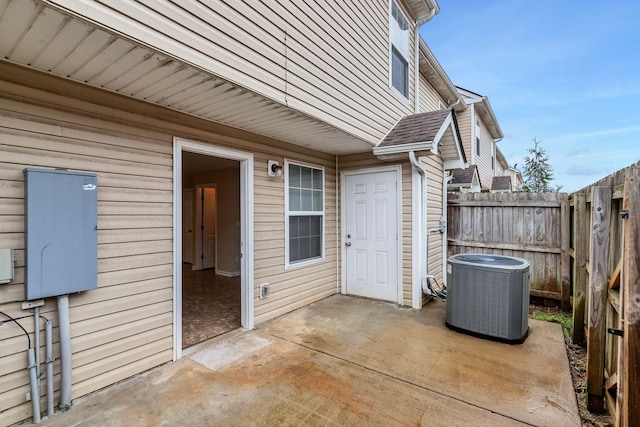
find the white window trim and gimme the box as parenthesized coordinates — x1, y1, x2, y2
(389, 0, 410, 100)
(284, 159, 325, 270)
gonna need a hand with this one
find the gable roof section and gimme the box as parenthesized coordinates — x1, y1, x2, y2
(373, 109, 467, 169)
(491, 176, 512, 192)
(450, 165, 481, 187)
(457, 86, 503, 139)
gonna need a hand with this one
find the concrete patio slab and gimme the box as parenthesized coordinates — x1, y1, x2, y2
(36, 295, 580, 427)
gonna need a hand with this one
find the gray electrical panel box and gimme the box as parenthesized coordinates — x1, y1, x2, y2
(24, 168, 98, 300)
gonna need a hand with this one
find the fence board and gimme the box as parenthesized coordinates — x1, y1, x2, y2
(572, 193, 587, 343)
(586, 186, 612, 412)
(622, 166, 640, 426)
(447, 192, 568, 301)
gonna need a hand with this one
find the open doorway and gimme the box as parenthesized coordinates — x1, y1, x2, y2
(180, 150, 241, 349)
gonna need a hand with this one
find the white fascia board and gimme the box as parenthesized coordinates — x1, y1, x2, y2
(444, 158, 465, 170)
(373, 141, 435, 157)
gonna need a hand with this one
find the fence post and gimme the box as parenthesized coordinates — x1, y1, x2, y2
(586, 186, 611, 412)
(560, 196, 571, 311)
(572, 193, 587, 343)
(622, 166, 640, 426)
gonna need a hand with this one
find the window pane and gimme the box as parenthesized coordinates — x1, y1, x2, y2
(309, 236, 321, 258)
(312, 189, 323, 211)
(391, 48, 408, 97)
(299, 216, 310, 237)
(289, 215, 322, 263)
(289, 164, 300, 188)
(312, 169, 323, 190)
(289, 237, 300, 262)
(299, 237, 310, 260)
(310, 216, 321, 235)
(289, 216, 299, 238)
(289, 188, 301, 211)
(300, 166, 312, 189)
(301, 189, 313, 211)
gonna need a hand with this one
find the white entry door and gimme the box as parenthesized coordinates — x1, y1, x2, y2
(344, 169, 399, 302)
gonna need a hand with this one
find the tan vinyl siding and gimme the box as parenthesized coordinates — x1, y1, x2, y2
(0, 100, 173, 426)
(0, 71, 340, 425)
(49, 0, 417, 144)
(338, 153, 413, 306)
(457, 107, 473, 162)
(253, 150, 338, 324)
(424, 156, 445, 283)
(418, 73, 444, 113)
(475, 118, 495, 189)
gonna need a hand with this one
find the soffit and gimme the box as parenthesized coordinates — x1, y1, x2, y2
(0, 0, 373, 155)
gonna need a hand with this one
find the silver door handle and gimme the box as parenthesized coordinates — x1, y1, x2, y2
(345, 242, 351, 247)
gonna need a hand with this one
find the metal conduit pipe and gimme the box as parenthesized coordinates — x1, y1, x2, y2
(34, 307, 41, 396)
(27, 348, 41, 423)
(45, 320, 54, 416)
(57, 295, 72, 411)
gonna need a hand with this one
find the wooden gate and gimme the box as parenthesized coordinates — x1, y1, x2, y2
(572, 163, 640, 425)
(447, 192, 571, 309)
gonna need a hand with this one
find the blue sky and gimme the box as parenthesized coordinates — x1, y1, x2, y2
(421, 0, 640, 192)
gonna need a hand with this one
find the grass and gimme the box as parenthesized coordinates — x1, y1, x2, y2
(529, 309, 573, 340)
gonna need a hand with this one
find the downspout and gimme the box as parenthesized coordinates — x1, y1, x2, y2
(414, 8, 437, 114)
(493, 137, 503, 176)
(409, 151, 430, 296)
(442, 171, 453, 284)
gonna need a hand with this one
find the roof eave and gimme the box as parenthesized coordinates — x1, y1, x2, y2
(405, 0, 440, 21)
(373, 141, 435, 159)
(418, 39, 465, 110)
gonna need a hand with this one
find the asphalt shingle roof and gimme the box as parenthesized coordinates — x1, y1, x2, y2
(377, 109, 451, 148)
(450, 165, 478, 185)
(491, 176, 512, 191)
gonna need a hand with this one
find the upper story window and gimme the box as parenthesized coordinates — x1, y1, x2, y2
(285, 161, 324, 267)
(390, 0, 409, 98)
(476, 137, 481, 157)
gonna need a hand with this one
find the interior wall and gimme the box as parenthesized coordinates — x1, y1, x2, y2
(192, 168, 240, 276)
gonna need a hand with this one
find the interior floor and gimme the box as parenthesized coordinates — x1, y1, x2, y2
(182, 263, 241, 348)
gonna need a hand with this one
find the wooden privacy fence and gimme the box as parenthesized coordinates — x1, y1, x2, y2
(447, 192, 571, 309)
(571, 161, 639, 425)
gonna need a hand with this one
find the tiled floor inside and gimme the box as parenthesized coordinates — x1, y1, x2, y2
(182, 264, 241, 348)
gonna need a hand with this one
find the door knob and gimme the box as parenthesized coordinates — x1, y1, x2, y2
(347, 234, 351, 238)
(345, 242, 352, 247)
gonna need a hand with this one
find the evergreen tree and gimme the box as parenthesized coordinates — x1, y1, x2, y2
(521, 138, 561, 192)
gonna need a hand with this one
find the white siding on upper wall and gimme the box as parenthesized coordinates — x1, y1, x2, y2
(46, 0, 418, 144)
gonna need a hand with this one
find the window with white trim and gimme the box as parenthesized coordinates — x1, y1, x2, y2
(390, 0, 409, 98)
(476, 137, 481, 157)
(286, 161, 324, 266)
